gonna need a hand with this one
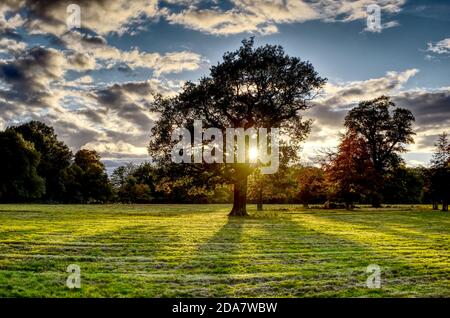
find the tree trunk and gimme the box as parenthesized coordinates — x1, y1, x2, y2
(229, 174, 249, 217)
(370, 174, 383, 208)
(303, 203, 309, 208)
(371, 193, 382, 208)
(432, 202, 438, 210)
(442, 202, 448, 212)
(257, 185, 263, 211)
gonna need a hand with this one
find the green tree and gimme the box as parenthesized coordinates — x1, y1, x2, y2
(344, 96, 415, 207)
(382, 166, 424, 204)
(66, 150, 112, 203)
(10, 121, 72, 202)
(149, 38, 325, 216)
(0, 130, 45, 202)
(111, 163, 156, 203)
(111, 164, 136, 203)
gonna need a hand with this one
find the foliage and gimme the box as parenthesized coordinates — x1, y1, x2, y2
(296, 166, 327, 207)
(428, 133, 450, 211)
(149, 38, 326, 215)
(0, 130, 45, 202)
(9, 121, 72, 202)
(65, 149, 112, 203)
(344, 96, 415, 206)
(323, 131, 374, 209)
(382, 166, 424, 204)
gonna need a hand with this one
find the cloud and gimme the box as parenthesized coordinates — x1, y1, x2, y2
(81, 140, 148, 158)
(0, 37, 27, 55)
(1, 0, 407, 37)
(2, 0, 159, 36)
(0, 44, 179, 162)
(310, 68, 419, 116)
(164, 0, 405, 35)
(393, 88, 450, 131)
(66, 51, 97, 71)
(302, 69, 449, 162)
(0, 3, 25, 36)
(427, 38, 450, 55)
(92, 79, 175, 130)
(0, 47, 67, 109)
(0, 2, 203, 167)
(60, 30, 203, 75)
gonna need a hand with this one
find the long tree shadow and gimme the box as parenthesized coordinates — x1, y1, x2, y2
(241, 215, 371, 297)
(171, 216, 246, 297)
(312, 209, 450, 238)
(308, 211, 450, 273)
(254, 211, 449, 297)
(0, 224, 175, 297)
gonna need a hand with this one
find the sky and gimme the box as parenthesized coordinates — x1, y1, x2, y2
(0, 0, 449, 172)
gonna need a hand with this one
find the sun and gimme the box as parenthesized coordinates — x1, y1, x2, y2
(249, 147, 258, 161)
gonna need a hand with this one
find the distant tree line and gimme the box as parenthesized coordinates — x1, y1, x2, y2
(0, 120, 448, 210)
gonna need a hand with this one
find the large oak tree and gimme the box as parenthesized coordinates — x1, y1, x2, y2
(149, 38, 325, 216)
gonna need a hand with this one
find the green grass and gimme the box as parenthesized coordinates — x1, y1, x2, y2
(0, 204, 448, 297)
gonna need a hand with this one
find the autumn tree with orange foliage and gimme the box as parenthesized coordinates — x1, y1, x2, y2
(324, 130, 374, 210)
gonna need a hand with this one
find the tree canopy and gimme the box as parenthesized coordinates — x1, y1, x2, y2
(344, 95, 415, 207)
(149, 38, 326, 216)
(428, 133, 450, 211)
(0, 130, 45, 202)
(10, 121, 72, 202)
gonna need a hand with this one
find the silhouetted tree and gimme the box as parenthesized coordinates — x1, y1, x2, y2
(382, 166, 424, 204)
(149, 38, 326, 216)
(429, 133, 450, 211)
(0, 130, 45, 202)
(10, 121, 72, 202)
(344, 96, 415, 207)
(66, 150, 112, 203)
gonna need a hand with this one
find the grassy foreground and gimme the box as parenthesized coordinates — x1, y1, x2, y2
(0, 204, 448, 297)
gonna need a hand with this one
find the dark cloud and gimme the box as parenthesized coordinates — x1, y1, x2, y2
(0, 46, 65, 108)
(393, 90, 450, 130)
(306, 102, 349, 128)
(2, 0, 160, 36)
(417, 134, 442, 149)
(76, 108, 106, 124)
(303, 86, 450, 154)
(46, 117, 102, 150)
(94, 81, 156, 130)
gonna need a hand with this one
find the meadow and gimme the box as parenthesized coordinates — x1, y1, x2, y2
(0, 204, 448, 297)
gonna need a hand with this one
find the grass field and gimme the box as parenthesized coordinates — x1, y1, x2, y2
(0, 204, 448, 297)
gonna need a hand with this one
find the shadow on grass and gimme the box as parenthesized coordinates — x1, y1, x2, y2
(255, 212, 448, 297)
(0, 224, 173, 293)
(166, 216, 245, 297)
(312, 209, 450, 237)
